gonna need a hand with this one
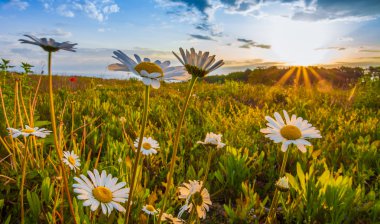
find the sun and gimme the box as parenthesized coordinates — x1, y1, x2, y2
(267, 18, 334, 66)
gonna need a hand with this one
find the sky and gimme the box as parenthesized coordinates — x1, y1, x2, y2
(0, 0, 380, 77)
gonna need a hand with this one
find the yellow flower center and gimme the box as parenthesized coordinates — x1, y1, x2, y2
(68, 156, 76, 165)
(134, 62, 163, 77)
(146, 205, 156, 212)
(185, 64, 208, 78)
(192, 191, 203, 206)
(280, 125, 302, 140)
(21, 128, 35, 133)
(92, 186, 113, 203)
(142, 142, 152, 150)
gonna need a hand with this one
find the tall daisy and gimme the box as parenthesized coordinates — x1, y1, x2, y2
(262, 110, 321, 223)
(260, 110, 321, 153)
(134, 137, 159, 156)
(108, 50, 190, 89)
(157, 48, 223, 223)
(73, 169, 129, 216)
(178, 180, 212, 220)
(7, 125, 51, 138)
(19, 34, 78, 220)
(19, 34, 77, 52)
(62, 151, 81, 170)
(172, 48, 224, 78)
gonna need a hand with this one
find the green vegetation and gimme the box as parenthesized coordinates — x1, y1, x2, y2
(0, 68, 379, 223)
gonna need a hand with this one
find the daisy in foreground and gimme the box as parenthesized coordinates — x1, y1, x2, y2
(178, 180, 212, 219)
(172, 47, 224, 78)
(108, 50, 190, 89)
(161, 213, 184, 223)
(73, 169, 129, 215)
(62, 151, 81, 170)
(197, 132, 226, 149)
(7, 125, 51, 138)
(134, 137, 160, 156)
(142, 204, 158, 215)
(260, 110, 321, 152)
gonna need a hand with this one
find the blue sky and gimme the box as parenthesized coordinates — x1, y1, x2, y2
(1, 0, 380, 76)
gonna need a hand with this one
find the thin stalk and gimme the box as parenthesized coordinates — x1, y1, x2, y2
(157, 76, 198, 223)
(47, 52, 77, 223)
(20, 138, 29, 224)
(125, 85, 150, 224)
(15, 80, 24, 129)
(19, 81, 30, 124)
(202, 148, 213, 184)
(0, 87, 17, 168)
(70, 101, 75, 147)
(266, 148, 290, 224)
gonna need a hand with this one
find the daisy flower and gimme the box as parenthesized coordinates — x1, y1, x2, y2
(275, 176, 290, 192)
(260, 110, 321, 153)
(142, 204, 158, 215)
(197, 132, 226, 149)
(7, 125, 51, 138)
(19, 34, 77, 52)
(62, 151, 81, 170)
(178, 180, 212, 219)
(134, 137, 159, 156)
(161, 213, 184, 223)
(108, 50, 190, 89)
(172, 48, 224, 78)
(73, 169, 129, 215)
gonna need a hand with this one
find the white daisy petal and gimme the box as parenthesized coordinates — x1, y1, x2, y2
(73, 169, 129, 215)
(261, 111, 321, 153)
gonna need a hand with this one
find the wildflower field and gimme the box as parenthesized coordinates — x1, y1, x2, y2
(0, 38, 379, 224)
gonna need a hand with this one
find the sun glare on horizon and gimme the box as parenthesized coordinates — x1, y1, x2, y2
(268, 18, 336, 66)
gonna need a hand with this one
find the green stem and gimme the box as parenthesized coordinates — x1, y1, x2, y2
(266, 147, 290, 224)
(47, 52, 77, 224)
(20, 139, 29, 224)
(125, 85, 150, 224)
(202, 148, 213, 185)
(157, 76, 198, 224)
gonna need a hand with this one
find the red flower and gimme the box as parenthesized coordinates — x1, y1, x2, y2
(69, 77, 77, 83)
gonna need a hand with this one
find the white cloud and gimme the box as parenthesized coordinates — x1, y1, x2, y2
(83, 1, 104, 22)
(39, 0, 120, 22)
(2, 0, 29, 10)
(103, 4, 119, 14)
(339, 37, 354, 42)
(57, 4, 75, 17)
(25, 28, 73, 38)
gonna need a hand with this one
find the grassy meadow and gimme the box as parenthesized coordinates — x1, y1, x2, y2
(0, 70, 379, 223)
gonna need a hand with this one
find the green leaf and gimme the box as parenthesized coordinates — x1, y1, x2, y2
(26, 190, 41, 219)
(296, 162, 306, 193)
(33, 120, 52, 127)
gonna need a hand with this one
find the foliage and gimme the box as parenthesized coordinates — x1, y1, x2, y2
(0, 71, 379, 223)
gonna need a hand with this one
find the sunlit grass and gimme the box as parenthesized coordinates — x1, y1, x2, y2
(0, 60, 379, 223)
